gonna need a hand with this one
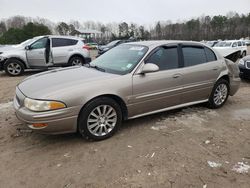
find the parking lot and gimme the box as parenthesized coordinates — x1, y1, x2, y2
(0, 50, 250, 188)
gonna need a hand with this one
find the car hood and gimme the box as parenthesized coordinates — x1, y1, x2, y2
(0, 45, 24, 53)
(18, 66, 119, 99)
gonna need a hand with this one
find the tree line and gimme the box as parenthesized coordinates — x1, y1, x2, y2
(0, 12, 249, 44)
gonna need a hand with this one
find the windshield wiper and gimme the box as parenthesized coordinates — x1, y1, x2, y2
(84, 63, 106, 72)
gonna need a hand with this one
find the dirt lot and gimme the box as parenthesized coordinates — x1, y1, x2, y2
(0, 50, 250, 188)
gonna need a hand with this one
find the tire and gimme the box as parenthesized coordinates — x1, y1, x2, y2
(4, 59, 24, 76)
(78, 97, 122, 141)
(241, 51, 246, 57)
(208, 79, 229, 109)
(69, 56, 84, 66)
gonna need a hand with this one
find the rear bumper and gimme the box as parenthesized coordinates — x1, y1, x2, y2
(229, 77, 241, 96)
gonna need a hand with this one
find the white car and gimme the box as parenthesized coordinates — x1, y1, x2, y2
(0, 36, 91, 76)
(213, 40, 247, 58)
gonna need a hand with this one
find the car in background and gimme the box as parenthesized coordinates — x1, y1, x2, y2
(206, 41, 218, 47)
(14, 41, 240, 141)
(0, 35, 91, 76)
(85, 42, 99, 50)
(239, 55, 250, 79)
(97, 40, 126, 56)
(97, 38, 136, 56)
(213, 40, 247, 58)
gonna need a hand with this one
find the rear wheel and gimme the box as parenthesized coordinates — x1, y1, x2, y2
(4, 59, 24, 76)
(69, 56, 84, 66)
(208, 79, 229, 109)
(78, 97, 122, 141)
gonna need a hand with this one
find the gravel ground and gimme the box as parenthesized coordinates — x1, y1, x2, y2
(0, 50, 250, 188)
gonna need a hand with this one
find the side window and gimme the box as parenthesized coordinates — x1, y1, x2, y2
(30, 38, 48, 49)
(182, 46, 206, 67)
(146, 46, 178, 70)
(232, 42, 237, 47)
(52, 38, 78, 47)
(204, 47, 217, 62)
(238, 41, 242, 47)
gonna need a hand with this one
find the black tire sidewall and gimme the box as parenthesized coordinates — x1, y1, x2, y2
(78, 97, 122, 141)
(4, 59, 24, 76)
(208, 79, 229, 109)
(69, 56, 84, 66)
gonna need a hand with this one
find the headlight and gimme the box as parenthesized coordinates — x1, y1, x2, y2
(24, 98, 66, 112)
(239, 59, 245, 66)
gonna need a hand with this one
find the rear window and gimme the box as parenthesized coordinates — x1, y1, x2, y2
(204, 47, 217, 62)
(182, 46, 207, 67)
(52, 38, 78, 47)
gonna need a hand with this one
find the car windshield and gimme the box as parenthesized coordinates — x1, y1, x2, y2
(214, 41, 232, 47)
(16, 37, 43, 47)
(106, 40, 120, 47)
(90, 44, 148, 75)
(206, 41, 214, 47)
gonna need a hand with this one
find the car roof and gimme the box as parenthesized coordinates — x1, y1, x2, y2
(127, 40, 207, 49)
(35, 35, 83, 41)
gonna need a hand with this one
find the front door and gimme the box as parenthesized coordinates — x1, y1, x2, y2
(129, 46, 183, 117)
(26, 37, 52, 67)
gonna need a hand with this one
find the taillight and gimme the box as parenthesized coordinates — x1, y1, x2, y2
(83, 45, 90, 51)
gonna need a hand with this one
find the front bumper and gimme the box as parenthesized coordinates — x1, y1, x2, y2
(14, 88, 81, 134)
(239, 66, 250, 79)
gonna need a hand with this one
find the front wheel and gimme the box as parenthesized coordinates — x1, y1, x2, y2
(4, 59, 24, 76)
(208, 79, 229, 109)
(78, 97, 122, 141)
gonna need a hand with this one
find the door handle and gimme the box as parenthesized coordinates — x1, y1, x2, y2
(172, 74, 182, 78)
(38, 51, 44, 54)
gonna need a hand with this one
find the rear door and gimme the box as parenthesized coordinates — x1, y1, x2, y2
(180, 45, 221, 103)
(51, 38, 78, 65)
(130, 45, 183, 116)
(26, 37, 50, 67)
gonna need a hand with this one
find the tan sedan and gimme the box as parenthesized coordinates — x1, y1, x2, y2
(14, 41, 240, 140)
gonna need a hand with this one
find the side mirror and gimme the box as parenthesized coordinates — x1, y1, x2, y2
(25, 45, 31, 50)
(140, 63, 159, 74)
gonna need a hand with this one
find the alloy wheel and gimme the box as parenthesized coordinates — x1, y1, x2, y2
(213, 83, 228, 106)
(87, 105, 117, 137)
(7, 63, 22, 75)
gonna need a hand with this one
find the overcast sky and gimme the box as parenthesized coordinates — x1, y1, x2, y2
(0, 0, 250, 24)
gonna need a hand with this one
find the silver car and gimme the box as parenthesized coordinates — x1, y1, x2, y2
(0, 35, 91, 76)
(14, 41, 240, 140)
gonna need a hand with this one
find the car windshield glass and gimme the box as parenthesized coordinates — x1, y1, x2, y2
(16, 37, 42, 47)
(106, 40, 120, 47)
(90, 44, 148, 75)
(214, 41, 232, 47)
(206, 42, 214, 47)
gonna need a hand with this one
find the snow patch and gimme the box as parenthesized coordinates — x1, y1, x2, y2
(0, 102, 13, 110)
(207, 161, 222, 168)
(232, 162, 250, 174)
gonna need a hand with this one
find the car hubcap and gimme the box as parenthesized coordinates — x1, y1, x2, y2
(87, 105, 117, 137)
(72, 59, 82, 66)
(213, 83, 228, 106)
(7, 63, 21, 75)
